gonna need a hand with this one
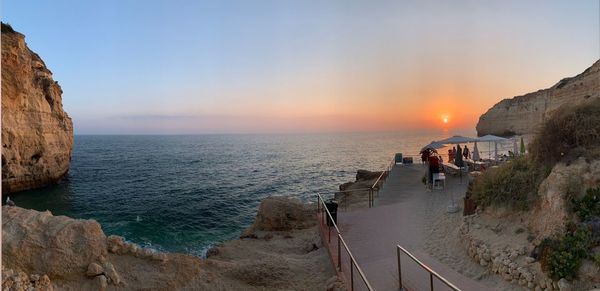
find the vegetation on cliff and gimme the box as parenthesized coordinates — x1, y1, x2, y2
(468, 99, 600, 283)
(469, 99, 600, 211)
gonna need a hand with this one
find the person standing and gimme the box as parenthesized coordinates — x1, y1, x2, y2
(428, 154, 440, 188)
(463, 145, 470, 160)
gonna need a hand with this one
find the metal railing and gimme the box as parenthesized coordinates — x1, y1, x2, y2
(367, 157, 396, 207)
(397, 245, 461, 291)
(317, 193, 374, 291)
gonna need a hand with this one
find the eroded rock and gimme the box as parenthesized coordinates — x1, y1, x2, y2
(1, 23, 73, 193)
(477, 60, 600, 136)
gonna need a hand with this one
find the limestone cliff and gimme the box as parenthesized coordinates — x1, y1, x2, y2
(476, 60, 600, 136)
(1, 23, 73, 193)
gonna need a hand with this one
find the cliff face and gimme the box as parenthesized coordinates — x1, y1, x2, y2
(476, 60, 600, 136)
(1, 23, 73, 193)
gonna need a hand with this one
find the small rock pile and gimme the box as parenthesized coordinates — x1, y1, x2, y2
(460, 215, 556, 291)
(2, 267, 52, 291)
(106, 235, 167, 261)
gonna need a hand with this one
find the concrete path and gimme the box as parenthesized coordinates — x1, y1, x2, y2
(336, 164, 491, 291)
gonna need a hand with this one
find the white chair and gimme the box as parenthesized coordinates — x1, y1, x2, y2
(432, 173, 446, 190)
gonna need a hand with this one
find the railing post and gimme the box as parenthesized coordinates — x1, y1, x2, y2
(350, 257, 354, 291)
(398, 246, 402, 290)
(430, 272, 434, 291)
(321, 197, 326, 226)
(317, 195, 320, 214)
(337, 234, 341, 272)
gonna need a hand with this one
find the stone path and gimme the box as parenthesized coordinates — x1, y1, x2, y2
(333, 164, 492, 291)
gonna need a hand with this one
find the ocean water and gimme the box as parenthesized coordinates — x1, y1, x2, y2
(11, 131, 508, 257)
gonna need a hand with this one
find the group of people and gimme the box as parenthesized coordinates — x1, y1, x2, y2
(448, 145, 471, 163)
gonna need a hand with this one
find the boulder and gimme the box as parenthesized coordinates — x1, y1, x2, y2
(86, 262, 103, 277)
(2, 206, 107, 279)
(250, 196, 315, 231)
(578, 260, 600, 284)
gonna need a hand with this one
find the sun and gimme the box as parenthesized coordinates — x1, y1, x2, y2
(443, 117, 448, 124)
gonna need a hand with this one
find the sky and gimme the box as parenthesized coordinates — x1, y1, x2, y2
(3, 0, 599, 134)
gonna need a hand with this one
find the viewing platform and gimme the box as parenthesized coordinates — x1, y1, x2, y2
(318, 163, 493, 291)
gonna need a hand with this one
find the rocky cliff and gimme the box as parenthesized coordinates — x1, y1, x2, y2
(476, 60, 600, 136)
(1, 23, 74, 193)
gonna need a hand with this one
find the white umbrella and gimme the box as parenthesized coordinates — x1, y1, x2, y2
(437, 135, 477, 144)
(513, 138, 518, 156)
(421, 141, 445, 152)
(472, 142, 480, 161)
(476, 134, 507, 142)
(477, 134, 507, 160)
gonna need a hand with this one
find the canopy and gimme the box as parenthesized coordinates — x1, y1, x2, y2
(437, 135, 477, 144)
(421, 141, 445, 152)
(472, 142, 480, 160)
(477, 134, 507, 160)
(476, 134, 507, 142)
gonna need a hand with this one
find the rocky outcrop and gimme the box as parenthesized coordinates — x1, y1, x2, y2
(529, 158, 600, 240)
(336, 169, 387, 209)
(477, 60, 600, 136)
(2, 197, 339, 290)
(1, 23, 73, 193)
(249, 196, 315, 231)
(2, 207, 107, 280)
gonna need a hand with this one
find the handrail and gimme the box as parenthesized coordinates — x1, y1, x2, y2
(317, 193, 374, 291)
(397, 245, 461, 291)
(366, 157, 396, 207)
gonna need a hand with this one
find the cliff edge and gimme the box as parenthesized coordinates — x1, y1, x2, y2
(1, 23, 73, 193)
(476, 60, 600, 136)
(2, 197, 341, 290)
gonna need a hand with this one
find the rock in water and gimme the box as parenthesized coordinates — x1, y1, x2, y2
(1, 23, 73, 193)
(476, 60, 600, 136)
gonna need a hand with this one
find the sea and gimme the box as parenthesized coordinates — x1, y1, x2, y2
(11, 130, 513, 257)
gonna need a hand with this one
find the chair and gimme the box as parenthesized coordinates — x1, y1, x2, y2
(394, 153, 403, 165)
(432, 173, 445, 190)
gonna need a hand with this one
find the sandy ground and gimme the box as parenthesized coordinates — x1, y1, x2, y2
(421, 192, 526, 291)
(199, 226, 343, 291)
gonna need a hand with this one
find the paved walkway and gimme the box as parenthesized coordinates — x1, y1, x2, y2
(335, 164, 491, 291)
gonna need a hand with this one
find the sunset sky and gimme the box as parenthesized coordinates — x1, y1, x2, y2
(4, 1, 600, 134)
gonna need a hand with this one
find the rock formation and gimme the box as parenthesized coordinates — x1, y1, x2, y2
(1, 23, 73, 193)
(336, 169, 386, 209)
(529, 158, 600, 240)
(476, 60, 600, 136)
(2, 196, 340, 290)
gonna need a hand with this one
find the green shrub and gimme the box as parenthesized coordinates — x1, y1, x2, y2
(572, 187, 600, 221)
(546, 226, 592, 280)
(468, 156, 547, 210)
(529, 99, 600, 168)
(595, 253, 600, 267)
